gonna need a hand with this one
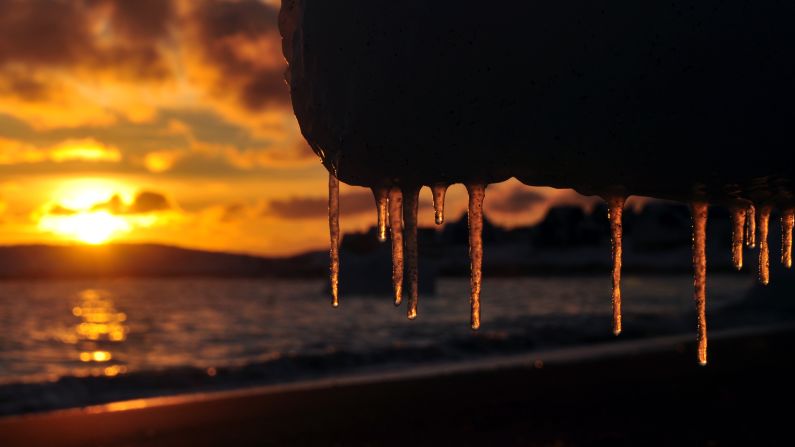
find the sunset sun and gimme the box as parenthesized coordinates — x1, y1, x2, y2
(44, 211, 131, 245)
(37, 181, 135, 245)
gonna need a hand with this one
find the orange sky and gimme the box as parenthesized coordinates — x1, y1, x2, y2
(0, 0, 620, 255)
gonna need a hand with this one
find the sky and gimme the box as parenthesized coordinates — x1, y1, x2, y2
(0, 0, 618, 256)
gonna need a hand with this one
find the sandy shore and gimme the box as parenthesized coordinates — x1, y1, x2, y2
(1, 324, 794, 446)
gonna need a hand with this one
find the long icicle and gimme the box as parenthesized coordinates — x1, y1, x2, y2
(388, 187, 404, 305)
(431, 183, 448, 225)
(758, 206, 771, 285)
(730, 206, 746, 270)
(403, 185, 420, 319)
(783, 209, 794, 269)
(691, 202, 708, 366)
(607, 196, 625, 336)
(466, 183, 486, 330)
(746, 204, 756, 248)
(328, 173, 340, 308)
(372, 187, 389, 242)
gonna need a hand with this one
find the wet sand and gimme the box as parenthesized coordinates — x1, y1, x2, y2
(1, 324, 794, 446)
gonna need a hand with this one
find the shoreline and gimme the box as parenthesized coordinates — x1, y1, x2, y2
(2, 323, 794, 446)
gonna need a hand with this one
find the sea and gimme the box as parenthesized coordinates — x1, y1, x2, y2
(0, 274, 774, 415)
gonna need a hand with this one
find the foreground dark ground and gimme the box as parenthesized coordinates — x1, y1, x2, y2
(1, 324, 793, 447)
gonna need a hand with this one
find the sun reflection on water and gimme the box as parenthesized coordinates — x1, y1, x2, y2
(72, 289, 129, 377)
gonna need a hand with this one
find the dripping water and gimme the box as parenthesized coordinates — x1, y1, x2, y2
(730, 206, 746, 270)
(783, 209, 794, 269)
(328, 173, 340, 308)
(466, 183, 486, 330)
(746, 205, 756, 248)
(607, 196, 625, 336)
(388, 187, 404, 305)
(431, 183, 448, 225)
(691, 202, 708, 366)
(758, 206, 771, 285)
(403, 185, 421, 319)
(372, 187, 389, 242)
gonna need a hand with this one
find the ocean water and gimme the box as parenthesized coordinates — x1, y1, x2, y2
(0, 275, 761, 413)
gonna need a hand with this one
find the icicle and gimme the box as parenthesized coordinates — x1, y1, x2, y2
(607, 196, 625, 336)
(758, 206, 771, 285)
(783, 209, 794, 269)
(691, 202, 708, 366)
(372, 187, 389, 242)
(730, 206, 746, 270)
(466, 183, 486, 330)
(431, 183, 448, 225)
(328, 173, 340, 308)
(745, 205, 756, 248)
(388, 187, 404, 305)
(403, 185, 420, 319)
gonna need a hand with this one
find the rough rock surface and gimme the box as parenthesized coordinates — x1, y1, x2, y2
(280, 0, 794, 206)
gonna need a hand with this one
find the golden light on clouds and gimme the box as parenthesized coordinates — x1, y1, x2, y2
(49, 139, 123, 163)
(0, 138, 122, 165)
(144, 150, 185, 173)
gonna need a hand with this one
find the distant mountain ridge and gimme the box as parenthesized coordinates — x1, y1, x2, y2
(0, 202, 773, 279)
(0, 244, 327, 279)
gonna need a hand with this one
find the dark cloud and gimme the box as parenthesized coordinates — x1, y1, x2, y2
(0, 0, 92, 67)
(0, 0, 291, 133)
(49, 205, 78, 216)
(195, 0, 277, 38)
(240, 70, 290, 111)
(266, 191, 376, 219)
(190, 0, 289, 111)
(0, 70, 50, 101)
(96, 0, 176, 40)
(128, 191, 171, 213)
(89, 191, 171, 214)
(220, 203, 246, 222)
(0, 0, 174, 80)
(91, 194, 125, 214)
(487, 187, 547, 213)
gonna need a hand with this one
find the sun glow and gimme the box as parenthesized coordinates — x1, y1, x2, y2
(38, 180, 136, 244)
(54, 179, 131, 210)
(41, 211, 131, 244)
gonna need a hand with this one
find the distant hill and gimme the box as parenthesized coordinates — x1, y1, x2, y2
(0, 244, 327, 279)
(0, 202, 774, 280)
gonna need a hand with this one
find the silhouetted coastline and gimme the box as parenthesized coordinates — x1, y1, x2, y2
(0, 202, 781, 280)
